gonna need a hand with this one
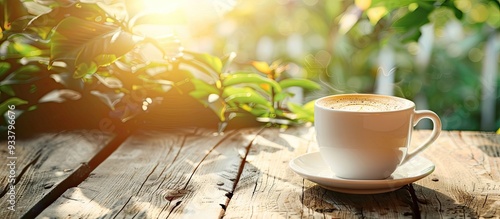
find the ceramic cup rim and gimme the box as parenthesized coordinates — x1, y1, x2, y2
(315, 93, 415, 114)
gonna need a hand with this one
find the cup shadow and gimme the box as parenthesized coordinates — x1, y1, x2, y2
(302, 183, 477, 218)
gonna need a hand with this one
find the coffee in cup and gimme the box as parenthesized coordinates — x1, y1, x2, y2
(314, 94, 441, 180)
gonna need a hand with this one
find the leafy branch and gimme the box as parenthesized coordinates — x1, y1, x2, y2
(0, 0, 320, 131)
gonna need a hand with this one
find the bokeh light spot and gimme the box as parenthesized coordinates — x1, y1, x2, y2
(355, 0, 371, 11)
(366, 7, 387, 25)
(407, 42, 419, 56)
(468, 47, 483, 62)
(487, 3, 500, 28)
(408, 3, 418, 12)
(470, 3, 489, 23)
(455, 0, 472, 12)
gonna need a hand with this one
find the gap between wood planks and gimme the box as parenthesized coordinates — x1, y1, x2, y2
(218, 127, 266, 218)
(408, 183, 422, 219)
(218, 127, 428, 219)
(22, 126, 432, 218)
(21, 131, 132, 219)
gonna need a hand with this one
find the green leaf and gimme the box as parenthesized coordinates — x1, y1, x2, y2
(190, 78, 219, 95)
(303, 99, 316, 110)
(287, 101, 315, 122)
(393, 6, 432, 29)
(28, 105, 37, 111)
(74, 62, 97, 78)
(51, 17, 136, 74)
(279, 78, 321, 90)
(94, 54, 118, 66)
(243, 104, 269, 117)
(392, 6, 432, 42)
(223, 86, 274, 118)
(224, 92, 272, 109)
(26, 3, 108, 40)
(0, 62, 11, 78)
(182, 51, 223, 76)
(0, 85, 15, 96)
(0, 65, 41, 85)
(12, 41, 43, 57)
(274, 91, 292, 102)
(223, 86, 272, 111)
(0, 0, 29, 31)
(188, 79, 226, 122)
(0, 97, 28, 116)
(223, 72, 282, 94)
(0, 35, 48, 59)
(252, 61, 271, 74)
(189, 90, 209, 99)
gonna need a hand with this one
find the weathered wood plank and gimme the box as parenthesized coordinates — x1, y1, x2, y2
(29, 127, 500, 218)
(38, 127, 261, 218)
(414, 131, 500, 218)
(223, 125, 420, 218)
(0, 130, 114, 218)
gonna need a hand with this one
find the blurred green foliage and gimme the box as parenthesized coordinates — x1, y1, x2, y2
(0, 0, 321, 132)
(1, 0, 499, 131)
(187, 0, 500, 131)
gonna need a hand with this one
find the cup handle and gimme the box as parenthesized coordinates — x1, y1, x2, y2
(402, 110, 442, 164)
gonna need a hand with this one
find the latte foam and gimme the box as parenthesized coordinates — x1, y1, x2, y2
(318, 95, 411, 112)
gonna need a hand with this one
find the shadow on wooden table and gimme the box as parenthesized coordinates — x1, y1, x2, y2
(11, 100, 263, 140)
(302, 184, 476, 218)
(477, 145, 500, 157)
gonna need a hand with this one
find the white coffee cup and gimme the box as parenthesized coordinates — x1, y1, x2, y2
(314, 93, 441, 180)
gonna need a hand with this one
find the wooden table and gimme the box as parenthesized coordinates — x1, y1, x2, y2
(1, 126, 499, 218)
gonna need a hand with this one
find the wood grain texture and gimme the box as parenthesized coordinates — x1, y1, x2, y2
(25, 127, 499, 219)
(38, 128, 262, 218)
(224, 129, 499, 218)
(223, 125, 420, 219)
(223, 126, 319, 218)
(0, 130, 114, 218)
(414, 131, 500, 218)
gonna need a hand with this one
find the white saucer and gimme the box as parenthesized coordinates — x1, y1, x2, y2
(289, 152, 435, 194)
